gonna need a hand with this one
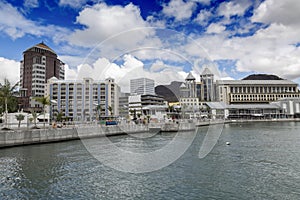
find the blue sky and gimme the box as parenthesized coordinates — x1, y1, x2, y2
(1, 0, 300, 89)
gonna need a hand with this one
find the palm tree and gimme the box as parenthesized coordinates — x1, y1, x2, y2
(34, 96, 50, 129)
(31, 110, 39, 128)
(15, 114, 25, 129)
(0, 79, 19, 128)
(56, 111, 64, 122)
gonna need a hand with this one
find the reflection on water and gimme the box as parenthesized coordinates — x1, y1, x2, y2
(0, 122, 300, 199)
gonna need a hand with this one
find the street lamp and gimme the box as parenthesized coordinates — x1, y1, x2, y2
(50, 99, 57, 124)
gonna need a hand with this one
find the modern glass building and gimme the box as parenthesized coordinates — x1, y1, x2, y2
(130, 78, 155, 95)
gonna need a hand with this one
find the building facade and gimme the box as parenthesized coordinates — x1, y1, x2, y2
(200, 68, 215, 101)
(46, 77, 119, 121)
(216, 80, 300, 104)
(19, 42, 65, 111)
(272, 98, 300, 118)
(119, 92, 130, 118)
(128, 94, 166, 119)
(130, 78, 155, 95)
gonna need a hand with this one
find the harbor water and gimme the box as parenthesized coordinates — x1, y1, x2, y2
(1, 121, 300, 199)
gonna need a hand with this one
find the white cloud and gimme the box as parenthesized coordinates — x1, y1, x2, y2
(0, 57, 20, 85)
(0, 1, 70, 41)
(183, 0, 300, 81)
(59, 0, 89, 8)
(217, 0, 251, 19)
(64, 64, 78, 80)
(251, 0, 300, 27)
(206, 23, 226, 34)
(70, 3, 153, 47)
(187, 22, 300, 80)
(24, 0, 39, 8)
(194, 0, 211, 5)
(194, 9, 212, 26)
(73, 54, 187, 92)
(162, 0, 196, 21)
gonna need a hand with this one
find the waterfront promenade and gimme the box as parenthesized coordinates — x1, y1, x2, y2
(1, 118, 300, 148)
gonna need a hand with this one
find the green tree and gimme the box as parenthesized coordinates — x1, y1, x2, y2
(56, 111, 64, 122)
(15, 114, 25, 129)
(34, 96, 50, 129)
(0, 79, 19, 128)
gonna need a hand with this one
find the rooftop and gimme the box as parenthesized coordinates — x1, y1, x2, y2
(201, 67, 213, 75)
(226, 104, 280, 109)
(185, 72, 196, 80)
(206, 102, 281, 109)
(25, 42, 56, 54)
(217, 79, 297, 85)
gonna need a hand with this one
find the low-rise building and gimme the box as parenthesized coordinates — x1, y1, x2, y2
(128, 94, 166, 120)
(216, 80, 300, 104)
(272, 98, 300, 118)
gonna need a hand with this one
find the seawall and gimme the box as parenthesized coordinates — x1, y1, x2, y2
(0, 124, 148, 148)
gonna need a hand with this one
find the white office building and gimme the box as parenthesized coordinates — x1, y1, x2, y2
(46, 77, 119, 121)
(130, 78, 155, 95)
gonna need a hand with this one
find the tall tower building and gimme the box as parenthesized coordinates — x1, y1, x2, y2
(185, 72, 197, 98)
(130, 78, 155, 95)
(19, 42, 65, 111)
(200, 67, 214, 101)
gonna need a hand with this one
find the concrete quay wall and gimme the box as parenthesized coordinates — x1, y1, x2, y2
(0, 124, 148, 148)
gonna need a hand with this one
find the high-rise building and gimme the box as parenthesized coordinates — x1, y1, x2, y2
(19, 42, 65, 111)
(45, 77, 119, 121)
(200, 68, 215, 101)
(130, 78, 155, 95)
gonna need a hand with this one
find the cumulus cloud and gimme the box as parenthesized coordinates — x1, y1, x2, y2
(206, 23, 226, 34)
(194, 0, 211, 5)
(162, 0, 196, 21)
(0, 57, 20, 85)
(217, 0, 251, 19)
(252, 0, 300, 26)
(194, 9, 212, 26)
(72, 54, 187, 92)
(0, 1, 70, 41)
(59, 0, 89, 8)
(182, 0, 300, 82)
(70, 3, 153, 47)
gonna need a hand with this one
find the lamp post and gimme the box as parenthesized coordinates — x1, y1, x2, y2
(50, 99, 57, 124)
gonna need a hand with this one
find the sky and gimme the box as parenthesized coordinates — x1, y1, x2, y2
(1, 0, 300, 92)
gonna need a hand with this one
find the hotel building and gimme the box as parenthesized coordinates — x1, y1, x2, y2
(19, 42, 65, 111)
(216, 80, 300, 104)
(46, 77, 119, 121)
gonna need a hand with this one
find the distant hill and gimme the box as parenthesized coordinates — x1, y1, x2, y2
(242, 74, 283, 80)
(155, 81, 183, 102)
